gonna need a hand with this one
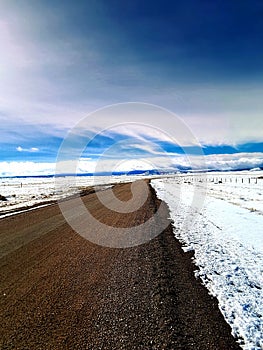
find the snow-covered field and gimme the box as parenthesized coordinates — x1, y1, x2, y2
(0, 174, 152, 218)
(151, 170, 263, 350)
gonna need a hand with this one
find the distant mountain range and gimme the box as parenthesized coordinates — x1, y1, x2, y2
(2, 166, 262, 179)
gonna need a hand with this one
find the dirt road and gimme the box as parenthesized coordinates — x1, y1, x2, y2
(0, 182, 241, 349)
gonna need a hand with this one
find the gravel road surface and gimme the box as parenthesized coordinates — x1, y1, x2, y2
(0, 182, 241, 349)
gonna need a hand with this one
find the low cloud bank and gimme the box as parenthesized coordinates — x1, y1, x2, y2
(0, 152, 263, 177)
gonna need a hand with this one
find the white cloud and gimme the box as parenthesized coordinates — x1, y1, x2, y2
(0, 4, 262, 153)
(203, 153, 263, 171)
(0, 8, 262, 147)
(1, 152, 263, 177)
(68, 104, 203, 150)
(16, 146, 39, 153)
(0, 161, 55, 177)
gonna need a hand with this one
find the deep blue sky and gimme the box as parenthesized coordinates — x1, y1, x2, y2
(0, 0, 262, 174)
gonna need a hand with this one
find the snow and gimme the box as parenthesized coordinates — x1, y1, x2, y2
(0, 174, 155, 218)
(151, 170, 263, 350)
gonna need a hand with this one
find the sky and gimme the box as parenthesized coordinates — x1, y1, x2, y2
(0, 0, 263, 176)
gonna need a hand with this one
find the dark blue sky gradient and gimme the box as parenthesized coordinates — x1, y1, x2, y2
(15, 0, 263, 84)
(42, 0, 263, 83)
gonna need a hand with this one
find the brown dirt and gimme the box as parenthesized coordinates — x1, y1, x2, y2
(0, 182, 241, 349)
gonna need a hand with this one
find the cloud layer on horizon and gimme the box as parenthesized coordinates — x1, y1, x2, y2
(1, 152, 263, 177)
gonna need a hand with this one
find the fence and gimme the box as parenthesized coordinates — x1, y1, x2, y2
(182, 176, 261, 184)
